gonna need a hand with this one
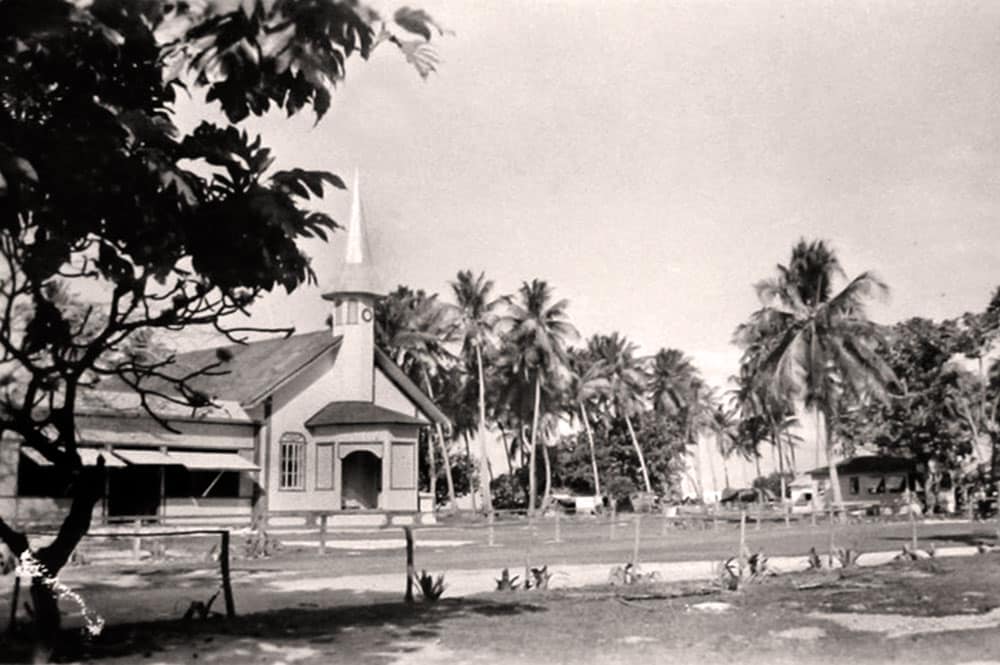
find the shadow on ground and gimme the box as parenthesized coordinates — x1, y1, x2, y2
(0, 595, 546, 663)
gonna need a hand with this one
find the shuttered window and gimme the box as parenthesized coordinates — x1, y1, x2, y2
(279, 432, 306, 490)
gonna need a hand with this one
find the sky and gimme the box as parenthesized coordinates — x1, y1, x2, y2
(178, 0, 1000, 393)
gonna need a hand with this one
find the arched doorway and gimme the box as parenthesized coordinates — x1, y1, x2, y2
(342, 451, 381, 509)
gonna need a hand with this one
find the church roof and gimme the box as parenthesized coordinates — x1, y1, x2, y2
(323, 171, 383, 299)
(306, 401, 426, 428)
(374, 347, 451, 428)
(103, 330, 342, 410)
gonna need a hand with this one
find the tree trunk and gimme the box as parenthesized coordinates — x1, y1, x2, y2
(541, 439, 552, 509)
(422, 372, 456, 509)
(529, 376, 542, 516)
(772, 426, 788, 517)
(475, 344, 493, 514)
(625, 413, 652, 493)
(462, 432, 477, 512)
(820, 408, 845, 517)
(580, 402, 602, 497)
(435, 422, 456, 509)
(498, 424, 514, 477)
(0, 460, 103, 662)
(706, 436, 719, 497)
(426, 427, 436, 507)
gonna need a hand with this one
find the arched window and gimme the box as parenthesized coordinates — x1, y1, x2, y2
(279, 432, 307, 490)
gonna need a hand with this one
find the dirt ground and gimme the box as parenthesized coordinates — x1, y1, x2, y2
(3, 549, 1000, 663)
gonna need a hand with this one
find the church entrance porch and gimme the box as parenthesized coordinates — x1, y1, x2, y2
(341, 450, 381, 510)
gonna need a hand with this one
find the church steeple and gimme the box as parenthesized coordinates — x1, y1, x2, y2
(323, 170, 380, 402)
(323, 170, 383, 300)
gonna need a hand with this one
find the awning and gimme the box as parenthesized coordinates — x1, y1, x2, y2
(113, 449, 179, 465)
(164, 450, 259, 471)
(20, 447, 126, 468)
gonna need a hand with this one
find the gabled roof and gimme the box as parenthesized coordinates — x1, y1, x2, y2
(807, 456, 919, 477)
(306, 401, 426, 428)
(374, 347, 451, 429)
(104, 330, 341, 410)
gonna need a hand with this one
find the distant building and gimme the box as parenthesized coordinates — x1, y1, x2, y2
(804, 456, 921, 510)
(0, 174, 448, 523)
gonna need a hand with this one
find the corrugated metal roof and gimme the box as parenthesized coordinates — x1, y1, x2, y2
(306, 401, 426, 428)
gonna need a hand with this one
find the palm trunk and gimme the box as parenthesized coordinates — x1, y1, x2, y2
(772, 425, 788, 518)
(529, 375, 542, 516)
(426, 428, 436, 506)
(625, 413, 652, 493)
(579, 402, 602, 497)
(423, 372, 456, 509)
(706, 435, 719, 496)
(463, 432, 477, 512)
(820, 407, 845, 516)
(498, 423, 514, 477)
(475, 344, 493, 513)
(541, 439, 552, 509)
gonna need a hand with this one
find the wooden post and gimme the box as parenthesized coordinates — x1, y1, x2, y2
(738, 510, 746, 576)
(909, 491, 918, 551)
(755, 500, 761, 531)
(7, 576, 19, 634)
(487, 511, 495, 547)
(318, 514, 328, 556)
(404, 526, 415, 603)
(524, 514, 534, 585)
(632, 513, 641, 564)
(220, 530, 235, 618)
(609, 503, 616, 541)
(661, 507, 669, 536)
(554, 510, 562, 543)
(132, 518, 142, 561)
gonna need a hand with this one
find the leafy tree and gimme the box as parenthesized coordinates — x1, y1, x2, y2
(740, 239, 896, 514)
(0, 0, 443, 654)
(499, 279, 577, 514)
(447, 270, 503, 513)
(554, 410, 687, 506)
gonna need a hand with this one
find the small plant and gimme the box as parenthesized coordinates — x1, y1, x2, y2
(715, 558, 741, 591)
(807, 547, 823, 570)
(834, 547, 862, 568)
(182, 590, 220, 621)
(413, 570, 446, 603)
(530, 566, 553, 590)
(608, 562, 659, 586)
(495, 568, 520, 591)
(894, 544, 919, 562)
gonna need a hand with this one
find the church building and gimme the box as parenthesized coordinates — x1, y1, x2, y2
(0, 175, 447, 524)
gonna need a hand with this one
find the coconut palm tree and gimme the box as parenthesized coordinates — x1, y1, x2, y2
(647, 347, 709, 495)
(500, 280, 578, 514)
(564, 348, 611, 498)
(448, 270, 504, 514)
(588, 333, 652, 493)
(740, 239, 897, 514)
(376, 287, 459, 508)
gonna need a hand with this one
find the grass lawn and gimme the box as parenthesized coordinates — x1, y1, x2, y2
(3, 548, 1000, 663)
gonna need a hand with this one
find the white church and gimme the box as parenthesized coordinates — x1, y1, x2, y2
(0, 176, 448, 524)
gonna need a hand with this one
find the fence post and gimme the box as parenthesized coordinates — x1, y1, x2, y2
(554, 510, 562, 543)
(7, 576, 19, 634)
(609, 503, 616, 541)
(909, 492, 918, 551)
(220, 530, 235, 618)
(738, 510, 746, 576)
(487, 511, 495, 547)
(404, 526, 415, 603)
(661, 507, 669, 537)
(755, 501, 761, 531)
(132, 518, 142, 561)
(318, 514, 328, 556)
(632, 513, 641, 564)
(525, 514, 534, 585)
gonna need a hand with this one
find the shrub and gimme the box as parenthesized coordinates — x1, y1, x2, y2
(413, 570, 446, 603)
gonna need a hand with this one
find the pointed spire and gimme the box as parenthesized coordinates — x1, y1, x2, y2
(323, 169, 383, 300)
